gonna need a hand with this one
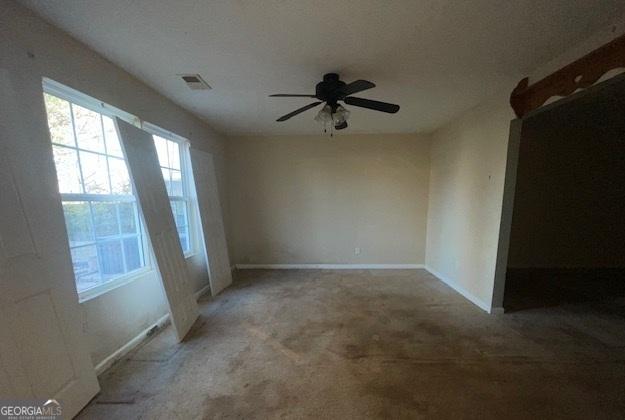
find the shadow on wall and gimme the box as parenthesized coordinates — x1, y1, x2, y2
(504, 77, 625, 312)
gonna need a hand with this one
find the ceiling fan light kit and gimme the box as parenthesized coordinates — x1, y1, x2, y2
(314, 104, 350, 134)
(269, 73, 400, 133)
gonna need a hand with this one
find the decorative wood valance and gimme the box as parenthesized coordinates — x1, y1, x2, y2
(510, 33, 625, 118)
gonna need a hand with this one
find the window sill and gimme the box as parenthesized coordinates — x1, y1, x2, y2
(78, 267, 154, 304)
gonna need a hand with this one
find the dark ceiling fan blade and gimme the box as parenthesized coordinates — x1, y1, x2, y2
(339, 80, 376, 97)
(276, 101, 323, 121)
(269, 94, 317, 97)
(344, 96, 400, 113)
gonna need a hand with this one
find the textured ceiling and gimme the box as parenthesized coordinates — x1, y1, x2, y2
(21, 0, 625, 136)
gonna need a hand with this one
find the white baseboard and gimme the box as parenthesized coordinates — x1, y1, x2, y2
(235, 263, 425, 270)
(424, 266, 492, 313)
(95, 284, 211, 375)
(94, 313, 170, 375)
(193, 283, 211, 300)
(234, 264, 495, 313)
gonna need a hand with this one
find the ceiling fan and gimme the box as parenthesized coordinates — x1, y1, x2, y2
(269, 73, 400, 130)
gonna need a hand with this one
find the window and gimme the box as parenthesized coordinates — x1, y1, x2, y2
(43, 84, 149, 297)
(148, 129, 194, 255)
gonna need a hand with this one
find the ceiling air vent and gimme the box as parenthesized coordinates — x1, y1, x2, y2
(179, 74, 211, 90)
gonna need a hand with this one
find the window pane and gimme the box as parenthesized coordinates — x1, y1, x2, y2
(170, 200, 189, 252)
(119, 202, 138, 234)
(177, 224, 189, 252)
(109, 157, 131, 195)
(71, 245, 100, 293)
(154, 135, 169, 167)
(44, 93, 74, 146)
(170, 169, 183, 196)
(44, 86, 150, 294)
(170, 200, 187, 228)
(102, 115, 123, 157)
(73, 104, 105, 153)
(52, 145, 82, 193)
(167, 140, 181, 170)
(62, 202, 94, 247)
(92, 202, 119, 238)
(80, 151, 110, 194)
(161, 168, 172, 195)
(123, 237, 142, 271)
(97, 240, 124, 277)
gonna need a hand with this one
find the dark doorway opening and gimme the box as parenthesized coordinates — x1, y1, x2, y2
(503, 76, 625, 312)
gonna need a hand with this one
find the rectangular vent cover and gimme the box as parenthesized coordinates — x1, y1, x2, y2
(179, 74, 211, 90)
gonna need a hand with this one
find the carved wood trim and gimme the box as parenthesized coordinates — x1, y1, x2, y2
(510, 33, 625, 118)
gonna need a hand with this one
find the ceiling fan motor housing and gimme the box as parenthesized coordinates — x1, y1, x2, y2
(316, 73, 346, 105)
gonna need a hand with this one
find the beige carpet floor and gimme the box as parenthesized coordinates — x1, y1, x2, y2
(78, 269, 625, 419)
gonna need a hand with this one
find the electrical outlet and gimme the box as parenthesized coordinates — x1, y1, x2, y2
(354, 247, 361, 255)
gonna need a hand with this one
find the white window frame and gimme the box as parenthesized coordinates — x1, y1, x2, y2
(142, 121, 198, 258)
(42, 78, 153, 302)
(43, 78, 140, 127)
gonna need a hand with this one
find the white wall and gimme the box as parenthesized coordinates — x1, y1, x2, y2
(1, 1, 227, 367)
(226, 133, 430, 266)
(425, 94, 514, 311)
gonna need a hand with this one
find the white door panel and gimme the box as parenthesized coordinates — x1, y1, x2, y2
(0, 71, 99, 417)
(190, 149, 232, 296)
(115, 119, 198, 341)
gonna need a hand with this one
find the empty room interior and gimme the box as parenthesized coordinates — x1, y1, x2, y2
(2, 1, 625, 418)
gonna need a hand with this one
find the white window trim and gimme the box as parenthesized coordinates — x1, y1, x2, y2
(142, 121, 199, 259)
(43, 78, 155, 303)
(43, 78, 140, 126)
